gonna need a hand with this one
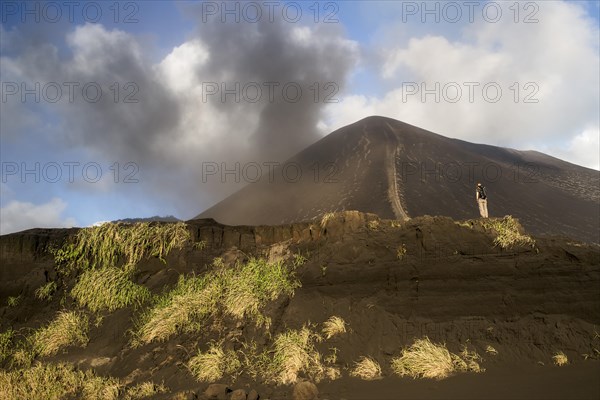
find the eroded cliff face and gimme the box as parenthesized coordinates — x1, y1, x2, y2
(0, 228, 75, 298)
(2, 212, 599, 323)
(0, 211, 372, 299)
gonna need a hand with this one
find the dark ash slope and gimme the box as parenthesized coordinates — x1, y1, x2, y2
(196, 116, 599, 243)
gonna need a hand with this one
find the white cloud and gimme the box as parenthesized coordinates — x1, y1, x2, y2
(0, 198, 77, 235)
(0, 27, 42, 139)
(157, 39, 209, 93)
(544, 126, 600, 170)
(2, 16, 360, 218)
(154, 37, 258, 154)
(323, 1, 599, 169)
(90, 220, 110, 227)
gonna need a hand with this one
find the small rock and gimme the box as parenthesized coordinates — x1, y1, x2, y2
(230, 389, 247, 400)
(89, 356, 112, 367)
(205, 384, 231, 400)
(247, 389, 260, 400)
(292, 381, 319, 400)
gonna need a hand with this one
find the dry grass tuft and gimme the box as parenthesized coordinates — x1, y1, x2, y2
(165, 325, 345, 386)
(53, 222, 191, 275)
(396, 244, 407, 260)
(71, 267, 151, 313)
(325, 366, 341, 380)
(10, 347, 35, 369)
(135, 258, 300, 344)
(268, 327, 325, 385)
(391, 337, 483, 380)
(553, 351, 568, 366)
(0, 362, 120, 400)
(324, 347, 339, 364)
(485, 345, 498, 355)
(368, 220, 380, 230)
(188, 342, 241, 382)
(125, 381, 168, 399)
(322, 316, 347, 339)
(350, 357, 382, 380)
(81, 375, 121, 400)
(482, 216, 535, 249)
(32, 311, 89, 357)
(391, 338, 455, 379)
(455, 345, 485, 373)
(320, 212, 336, 229)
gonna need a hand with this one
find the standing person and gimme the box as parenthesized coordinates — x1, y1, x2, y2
(476, 183, 488, 218)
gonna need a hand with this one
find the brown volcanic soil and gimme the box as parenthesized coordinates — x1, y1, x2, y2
(196, 116, 600, 244)
(1, 212, 600, 399)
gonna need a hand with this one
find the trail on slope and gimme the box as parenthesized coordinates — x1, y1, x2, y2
(385, 122, 409, 220)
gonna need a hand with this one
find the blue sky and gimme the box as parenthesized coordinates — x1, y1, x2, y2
(1, 1, 599, 233)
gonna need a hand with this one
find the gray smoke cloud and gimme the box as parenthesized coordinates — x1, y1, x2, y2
(193, 10, 358, 158)
(1, 4, 359, 218)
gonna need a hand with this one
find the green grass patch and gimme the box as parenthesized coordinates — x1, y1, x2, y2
(31, 311, 89, 357)
(71, 267, 151, 313)
(293, 253, 307, 268)
(135, 258, 300, 344)
(221, 258, 300, 324)
(134, 274, 220, 345)
(53, 222, 192, 275)
(7, 295, 22, 307)
(482, 216, 535, 249)
(10, 347, 35, 369)
(0, 329, 14, 363)
(35, 281, 57, 301)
